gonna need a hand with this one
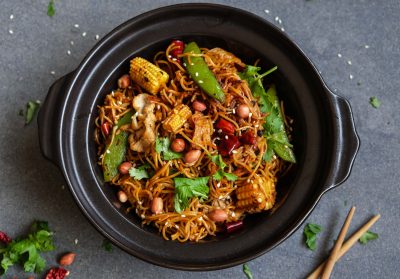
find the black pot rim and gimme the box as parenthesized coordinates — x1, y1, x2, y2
(38, 3, 360, 271)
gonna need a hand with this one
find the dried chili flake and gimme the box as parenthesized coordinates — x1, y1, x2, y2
(0, 231, 12, 244)
(45, 267, 69, 279)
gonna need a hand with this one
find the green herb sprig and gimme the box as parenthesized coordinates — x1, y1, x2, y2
(173, 177, 209, 213)
(156, 137, 183, 161)
(303, 223, 322, 251)
(0, 221, 54, 274)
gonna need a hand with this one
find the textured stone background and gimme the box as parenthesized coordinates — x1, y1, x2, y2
(0, 0, 399, 278)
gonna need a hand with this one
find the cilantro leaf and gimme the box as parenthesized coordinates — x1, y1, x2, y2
(47, 0, 55, 17)
(129, 166, 149, 180)
(0, 221, 54, 274)
(303, 223, 322, 251)
(239, 66, 296, 163)
(102, 239, 113, 252)
(209, 155, 237, 181)
(173, 177, 209, 213)
(25, 101, 40, 125)
(369, 96, 381, 108)
(359, 231, 378, 245)
(242, 263, 253, 279)
(156, 137, 183, 160)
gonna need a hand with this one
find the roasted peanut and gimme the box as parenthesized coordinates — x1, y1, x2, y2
(118, 74, 131, 89)
(192, 100, 207, 112)
(59, 252, 76, 266)
(184, 150, 201, 164)
(237, 104, 250, 118)
(208, 209, 228, 222)
(118, 162, 132, 175)
(171, 138, 186, 153)
(151, 197, 163, 214)
(117, 191, 128, 203)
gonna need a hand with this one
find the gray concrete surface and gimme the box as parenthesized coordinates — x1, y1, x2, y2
(1, 0, 399, 278)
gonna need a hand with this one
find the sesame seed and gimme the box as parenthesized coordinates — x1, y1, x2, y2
(232, 150, 237, 154)
(278, 19, 282, 24)
(198, 217, 203, 221)
(337, 53, 342, 58)
(70, 40, 74, 45)
(249, 112, 253, 118)
(195, 72, 199, 77)
(50, 71, 56, 75)
(82, 32, 87, 37)
(181, 214, 186, 218)
(275, 16, 279, 21)
(95, 34, 100, 40)
(117, 101, 122, 105)
(9, 14, 14, 20)
(349, 74, 354, 80)
(111, 91, 115, 96)
(347, 60, 352, 65)
(172, 58, 177, 61)
(74, 24, 80, 28)
(281, 27, 285, 32)
(156, 104, 160, 110)
(255, 124, 259, 128)
(61, 185, 65, 190)
(218, 129, 222, 133)
(264, 9, 270, 14)
(217, 182, 221, 188)
(8, 29, 13, 34)
(141, 214, 145, 219)
(183, 63, 187, 67)
(134, 111, 139, 117)
(175, 224, 179, 229)
(365, 45, 370, 49)
(225, 135, 228, 140)
(74, 238, 78, 245)
(247, 179, 250, 183)
(67, 50, 71, 55)
(36, 100, 41, 104)
(233, 108, 236, 114)
(198, 80, 203, 83)
(106, 149, 110, 154)
(219, 195, 223, 199)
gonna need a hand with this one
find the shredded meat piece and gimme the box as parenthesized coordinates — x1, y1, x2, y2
(191, 112, 213, 148)
(129, 93, 156, 153)
(206, 48, 246, 68)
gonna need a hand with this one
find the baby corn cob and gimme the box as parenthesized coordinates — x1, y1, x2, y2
(163, 104, 192, 133)
(130, 57, 169, 94)
(236, 176, 276, 213)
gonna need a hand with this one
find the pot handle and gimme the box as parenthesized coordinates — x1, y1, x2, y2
(37, 72, 74, 166)
(324, 92, 360, 190)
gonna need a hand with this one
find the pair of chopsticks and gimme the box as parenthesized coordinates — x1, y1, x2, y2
(307, 207, 381, 279)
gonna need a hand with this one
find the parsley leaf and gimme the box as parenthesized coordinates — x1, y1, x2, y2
(102, 239, 113, 252)
(25, 101, 41, 125)
(129, 165, 149, 180)
(0, 221, 54, 274)
(242, 263, 253, 279)
(209, 154, 238, 181)
(155, 137, 183, 160)
(369, 96, 381, 108)
(359, 231, 378, 245)
(47, 0, 55, 17)
(173, 177, 209, 213)
(239, 66, 295, 163)
(303, 223, 322, 251)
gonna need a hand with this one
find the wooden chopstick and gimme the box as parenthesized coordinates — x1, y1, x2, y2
(307, 214, 381, 279)
(321, 206, 356, 279)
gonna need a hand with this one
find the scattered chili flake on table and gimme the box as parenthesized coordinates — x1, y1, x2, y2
(0, 231, 12, 244)
(45, 267, 70, 279)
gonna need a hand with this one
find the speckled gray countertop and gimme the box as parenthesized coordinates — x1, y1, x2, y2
(1, 1, 399, 278)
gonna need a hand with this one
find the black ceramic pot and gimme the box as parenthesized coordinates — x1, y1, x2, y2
(38, 4, 359, 271)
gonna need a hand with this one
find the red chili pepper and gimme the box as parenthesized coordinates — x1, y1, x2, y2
(215, 119, 235, 135)
(239, 130, 256, 145)
(225, 220, 244, 233)
(45, 267, 69, 279)
(171, 40, 184, 63)
(0, 231, 12, 244)
(218, 134, 240, 156)
(101, 122, 110, 137)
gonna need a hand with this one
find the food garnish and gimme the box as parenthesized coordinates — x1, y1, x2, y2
(359, 230, 378, 244)
(0, 221, 54, 274)
(303, 223, 322, 251)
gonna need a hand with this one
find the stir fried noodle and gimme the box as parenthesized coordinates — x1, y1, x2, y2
(95, 42, 292, 242)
